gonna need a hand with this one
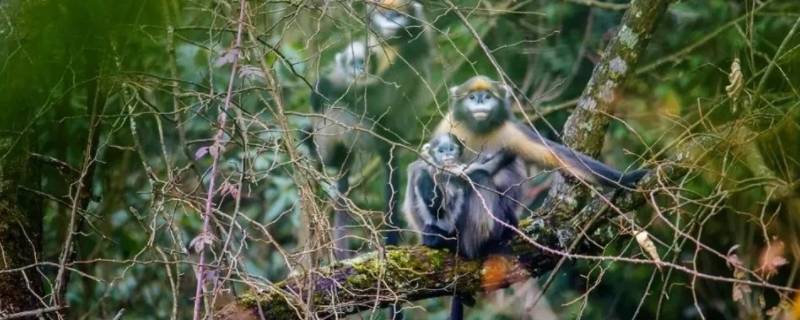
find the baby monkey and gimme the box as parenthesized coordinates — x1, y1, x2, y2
(403, 134, 520, 259)
(403, 134, 521, 320)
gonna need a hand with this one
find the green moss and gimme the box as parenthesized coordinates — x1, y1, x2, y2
(238, 291, 267, 306)
(387, 248, 412, 266)
(428, 250, 446, 269)
(346, 274, 370, 287)
(618, 25, 639, 49)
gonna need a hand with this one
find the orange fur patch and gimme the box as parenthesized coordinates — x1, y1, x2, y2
(481, 255, 529, 292)
(501, 125, 560, 168)
(467, 77, 493, 92)
(375, 0, 406, 9)
(435, 113, 567, 170)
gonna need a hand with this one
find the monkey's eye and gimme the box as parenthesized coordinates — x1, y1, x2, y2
(383, 10, 401, 19)
(352, 58, 365, 70)
(468, 94, 476, 101)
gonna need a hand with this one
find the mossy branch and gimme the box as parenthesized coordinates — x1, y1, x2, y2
(216, 0, 675, 319)
(212, 140, 710, 319)
(542, 0, 672, 223)
(563, 0, 673, 156)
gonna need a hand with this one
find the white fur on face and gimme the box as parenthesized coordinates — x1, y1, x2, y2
(371, 9, 409, 38)
(462, 94, 499, 120)
(335, 41, 369, 82)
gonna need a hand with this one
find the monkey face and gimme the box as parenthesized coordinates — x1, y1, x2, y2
(431, 142, 460, 167)
(426, 134, 463, 167)
(461, 90, 501, 121)
(334, 41, 369, 83)
(449, 76, 511, 134)
(453, 89, 509, 134)
(369, 1, 418, 38)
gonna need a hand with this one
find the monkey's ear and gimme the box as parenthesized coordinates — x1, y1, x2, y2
(334, 52, 345, 66)
(449, 85, 460, 97)
(421, 143, 431, 155)
(498, 83, 513, 101)
(411, 2, 424, 18)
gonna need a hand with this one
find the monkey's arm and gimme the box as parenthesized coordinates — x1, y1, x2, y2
(463, 151, 516, 177)
(404, 161, 457, 249)
(403, 161, 433, 231)
(504, 122, 646, 188)
(311, 77, 339, 112)
(417, 170, 457, 250)
(454, 170, 511, 259)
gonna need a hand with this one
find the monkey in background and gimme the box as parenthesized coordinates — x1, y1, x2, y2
(403, 133, 523, 320)
(309, 0, 434, 260)
(435, 75, 647, 189)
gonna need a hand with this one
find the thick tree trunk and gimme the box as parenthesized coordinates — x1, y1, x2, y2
(0, 116, 43, 315)
(563, 0, 673, 156)
(543, 0, 673, 223)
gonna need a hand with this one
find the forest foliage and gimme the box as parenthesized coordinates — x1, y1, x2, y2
(2, 0, 800, 319)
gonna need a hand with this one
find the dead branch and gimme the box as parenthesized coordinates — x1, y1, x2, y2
(215, 0, 676, 319)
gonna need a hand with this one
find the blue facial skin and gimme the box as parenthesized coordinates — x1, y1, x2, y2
(372, 8, 409, 38)
(428, 135, 462, 167)
(351, 57, 365, 74)
(433, 143, 459, 166)
(454, 90, 509, 135)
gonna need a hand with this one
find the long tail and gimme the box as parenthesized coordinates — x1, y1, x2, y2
(620, 169, 648, 188)
(558, 147, 648, 188)
(511, 122, 647, 188)
(450, 295, 464, 320)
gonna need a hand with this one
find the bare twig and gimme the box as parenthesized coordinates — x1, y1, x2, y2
(192, 1, 247, 319)
(0, 306, 65, 320)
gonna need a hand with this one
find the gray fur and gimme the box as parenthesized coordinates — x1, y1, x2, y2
(403, 136, 524, 259)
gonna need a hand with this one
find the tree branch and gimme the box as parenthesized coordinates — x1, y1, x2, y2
(542, 0, 672, 223)
(212, 151, 727, 320)
(216, 0, 675, 318)
(563, 0, 672, 156)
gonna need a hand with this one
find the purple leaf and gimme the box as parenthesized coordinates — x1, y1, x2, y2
(195, 146, 209, 160)
(214, 48, 240, 67)
(190, 232, 215, 253)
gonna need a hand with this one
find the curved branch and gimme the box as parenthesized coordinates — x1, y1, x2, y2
(563, 0, 672, 155)
(216, 0, 675, 319)
(214, 132, 800, 320)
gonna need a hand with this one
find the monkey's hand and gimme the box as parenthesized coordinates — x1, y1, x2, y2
(421, 224, 457, 250)
(464, 151, 516, 176)
(443, 164, 469, 177)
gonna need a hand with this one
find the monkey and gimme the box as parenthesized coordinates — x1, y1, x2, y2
(403, 133, 523, 320)
(309, 0, 434, 260)
(434, 75, 648, 189)
(403, 133, 522, 258)
(310, 39, 397, 114)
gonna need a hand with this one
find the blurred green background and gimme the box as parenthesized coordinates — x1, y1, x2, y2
(1, 0, 800, 319)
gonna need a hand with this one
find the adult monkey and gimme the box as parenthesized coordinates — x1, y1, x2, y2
(309, 1, 433, 255)
(435, 76, 647, 189)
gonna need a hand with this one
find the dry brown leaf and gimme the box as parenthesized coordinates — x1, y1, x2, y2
(725, 57, 743, 112)
(635, 230, 661, 268)
(758, 238, 788, 279)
